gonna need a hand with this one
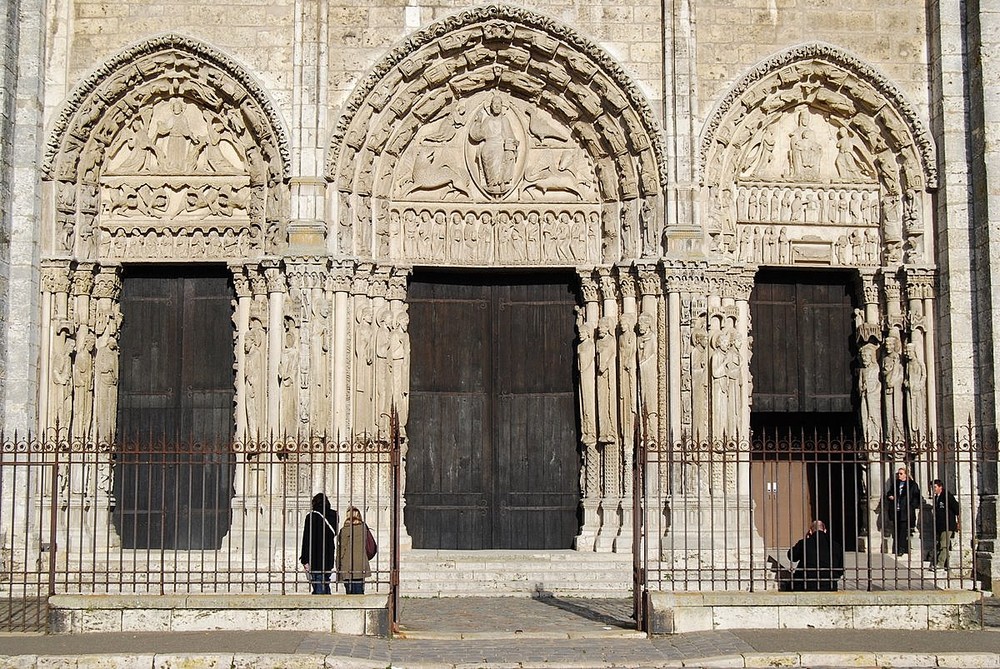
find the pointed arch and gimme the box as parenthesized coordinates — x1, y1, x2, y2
(701, 42, 936, 191)
(327, 4, 666, 202)
(43, 33, 290, 185)
(700, 42, 938, 268)
(40, 34, 292, 261)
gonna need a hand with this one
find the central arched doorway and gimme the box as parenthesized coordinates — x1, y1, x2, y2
(405, 270, 581, 549)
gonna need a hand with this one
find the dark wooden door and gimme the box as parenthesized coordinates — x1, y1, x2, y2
(750, 271, 855, 417)
(113, 267, 236, 550)
(406, 272, 580, 549)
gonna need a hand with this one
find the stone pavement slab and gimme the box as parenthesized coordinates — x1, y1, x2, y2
(4, 595, 1000, 667)
(3, 629, 1000, 667)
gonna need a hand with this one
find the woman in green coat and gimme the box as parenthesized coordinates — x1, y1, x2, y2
(336, 506, 372, 594)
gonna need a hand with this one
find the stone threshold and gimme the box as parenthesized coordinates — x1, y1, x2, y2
(648, 589, 983, 634)
(48, 594, 390, 636)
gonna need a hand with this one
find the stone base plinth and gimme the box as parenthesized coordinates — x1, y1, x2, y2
(48, 594, 389, 636)
(647, 590, 983, 634)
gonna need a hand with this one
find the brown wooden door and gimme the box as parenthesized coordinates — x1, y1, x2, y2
(405, 272, 580, 549)
(113, 267, 235, 549)
(751, 460, 812, 549)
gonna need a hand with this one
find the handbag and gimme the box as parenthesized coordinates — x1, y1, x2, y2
(365, 525, 378, 559)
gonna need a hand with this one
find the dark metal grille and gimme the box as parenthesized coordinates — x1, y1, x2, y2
(0, 430, 400, 632)
(637, 430, 987, 594)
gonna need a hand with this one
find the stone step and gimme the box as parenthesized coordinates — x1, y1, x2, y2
(398, 549, 635, 597)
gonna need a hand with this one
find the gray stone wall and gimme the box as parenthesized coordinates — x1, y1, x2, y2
(2, 0, 44, 430)
(693, 0, 930, 119)
(0, 0, 18, 420)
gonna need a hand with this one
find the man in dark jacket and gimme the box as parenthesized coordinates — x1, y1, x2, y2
(787, 520, 844, 591)
(885, 466, 921, 556)
(300, 492, 339, 594)
(931, 479, 960, 569)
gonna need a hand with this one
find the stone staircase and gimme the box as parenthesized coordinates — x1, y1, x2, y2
(398, 549, 635, 598)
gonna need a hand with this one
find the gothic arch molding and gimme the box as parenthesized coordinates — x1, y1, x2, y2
(328, 4, 667, 266)
(40, 34, 292, 261)
(43, 33, 290, 184)
(700, 42, 937, 268)
(700, 42, 936, 191)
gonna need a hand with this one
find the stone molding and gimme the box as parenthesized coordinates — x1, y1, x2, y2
(42, 33, 290, 182)
(699, 42, 936, 190)
(40, 34, 290, 262)
(327, 4, 666, 190)
(328, 5, 667, 266)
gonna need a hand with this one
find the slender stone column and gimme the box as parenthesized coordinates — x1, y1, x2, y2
(263, 260, 285, 437)
(594, 269, 620, 552)
(907, 268, 937, 440)
(330, 263, 352, 441)
(70, 264, 95, 441)
(576, 269, 601, 551)
(39, 260, 71, 436)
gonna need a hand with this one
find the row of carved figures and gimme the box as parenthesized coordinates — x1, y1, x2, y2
(386, 208, 598, 264)
(857, 328, 927, 444)
(98, 226, 259, 260)
(732, 185, 881, 227)
(47, 308, 122, 443)
(238, 286, 411, 440)
(732, 225, 881, 266)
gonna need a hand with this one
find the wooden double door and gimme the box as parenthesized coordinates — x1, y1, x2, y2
(405, 272, 581, 550)
(113, 266, 236, 550)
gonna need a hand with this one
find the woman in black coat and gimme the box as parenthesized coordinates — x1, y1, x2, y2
(885, 467, 921, 556)
(300, 493, 338, 594)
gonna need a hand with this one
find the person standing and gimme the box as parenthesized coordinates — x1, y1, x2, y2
(787, 520, 844, 591)
(885, 467, 921, 556)
(299, 493, 338, 594)
(337, 506, 372, 595)
(931, 479, 960, 569)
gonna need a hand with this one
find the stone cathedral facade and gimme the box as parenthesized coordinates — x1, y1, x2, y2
(1, 1, 999, 586)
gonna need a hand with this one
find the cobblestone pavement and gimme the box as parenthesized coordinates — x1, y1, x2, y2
(397, 596, 638, 638)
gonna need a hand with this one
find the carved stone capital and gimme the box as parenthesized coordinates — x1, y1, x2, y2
(71, 265, 96, 296)
(387, 270, 410, 301)
(617, 271, 637, 300)
(598, 269, 618, 302)
(905, 266, 936, 300)
(882, 273, 901, 303)
(248, 267, 268, 296)
(578, 269, 600, 303)
(91, 265, 122, 300)
(41, 260, 73, 294)
(261, 259, 285, 293)
(329, 267, 354, 293)
(230, 265, 252, 299)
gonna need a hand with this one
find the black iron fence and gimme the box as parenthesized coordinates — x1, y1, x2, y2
(3, 424, 991, 632)
(1, 429, 401, 631)
(637, 431, 989, 594)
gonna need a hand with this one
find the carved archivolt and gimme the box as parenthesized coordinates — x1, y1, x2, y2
(702, 43, 936, 268)
(43, 34, 290, 261)
(330, 5, 666, 265)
